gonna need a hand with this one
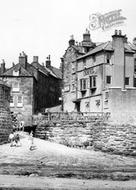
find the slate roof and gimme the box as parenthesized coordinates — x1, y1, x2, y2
(2, 63, 32, 76)
(32, 62, 62, 79)
(77, 41, 136, 60)
(1, 61, 62, 80)
(50, 66, 62, 79)
(31, 62, 48, 76)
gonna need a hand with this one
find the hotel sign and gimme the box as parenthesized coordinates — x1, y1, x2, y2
(83, 67, 96, 76)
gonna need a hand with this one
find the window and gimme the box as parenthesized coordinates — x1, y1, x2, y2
(106, 76, 111, 84)
(106, 53, 111, 63)
(80, 79, 87, 91)
(134, 59, 136, 73)
(71, 83, 76, 91)
(13, 70, 19, 76)
(134, 78, 136, 87)
(92, 55, 96, 62)
(71, 63, 76, 73)
(83, 59, 86, 68)
(96, 99, 100, 106)
(17, 95, 23, 107)
(90, 76, 96, 89)
(12, 81, 19, 92)
(105, 92, 109, 100)
(125, 77, 129, 85)
(10, 96, 14, 107)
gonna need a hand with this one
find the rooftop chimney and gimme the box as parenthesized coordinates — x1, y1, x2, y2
(83, 29, 91, 42)
(82, 29, 95, 52)
(33, 56, 39, 63)
(112, 30, 126, 89)
(1, 59, 6, 74)
(46, 55, 51, 68)
(69, 35, 75, 46)
(19, 51, 28, 69)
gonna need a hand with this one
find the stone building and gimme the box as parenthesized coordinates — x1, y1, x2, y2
(0, 80, 12, 143)
(0, 52, 62, 126)
(62, 30, 136, 122)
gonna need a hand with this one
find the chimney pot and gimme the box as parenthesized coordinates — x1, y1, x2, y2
(69, 35, 75, 46)
(46, 55, 51, 68)
(115, 30, 118, 35)
(1, 60, 6, 74)
(119, 30, 122, 35)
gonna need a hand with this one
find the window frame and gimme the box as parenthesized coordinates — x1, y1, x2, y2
(17, 95, 23, 107)
(10, 95, 14, 107)
(90, 76, 97, 89)
(80, 78, 87, 91)
(12, 81, 20, 92)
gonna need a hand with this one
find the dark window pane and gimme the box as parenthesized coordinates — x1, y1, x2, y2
(134, 78, 136, 87)
(106, 76, 111, 84)
(125, 77, 129, 85)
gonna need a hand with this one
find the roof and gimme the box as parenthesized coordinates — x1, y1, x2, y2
(77, 41, 136, 60)
(32, 62, 62, 79)
(31, 62, 48, 76)
(50, 66, 62, 79)
(1, 60, 62, 80)
(77, 42, 113, 60)
(2, 63, 33, 77)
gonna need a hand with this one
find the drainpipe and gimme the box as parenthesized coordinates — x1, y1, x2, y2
(123, 46, 126, 90)
(102, 51, 106, 113)
(60, 57, 64, 111)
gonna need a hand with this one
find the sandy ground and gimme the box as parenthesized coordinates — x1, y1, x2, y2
(0, 132, 136, 189)
(0, 175, 136, 190)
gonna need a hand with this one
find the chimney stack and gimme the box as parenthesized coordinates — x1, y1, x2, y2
(33, 56, 39, 63)
(82, 29, 95, 52)
(1, 59, 6, 74)
(46, 55, 51, 68)
(112, 30, 126, 89)
(19, 52, 28, 69)
(69, 35, 75, 46)
(83, 29, 91, 42)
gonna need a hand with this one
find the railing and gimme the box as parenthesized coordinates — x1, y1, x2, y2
(32, 112, 110, 124)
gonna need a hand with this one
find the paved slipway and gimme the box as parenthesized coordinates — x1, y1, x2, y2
(0, 132, 136, 189)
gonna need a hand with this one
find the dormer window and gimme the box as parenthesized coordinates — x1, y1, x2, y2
(13, 70, 19, 76)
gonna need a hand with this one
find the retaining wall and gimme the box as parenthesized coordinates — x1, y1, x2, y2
(35, 120, 136, 156)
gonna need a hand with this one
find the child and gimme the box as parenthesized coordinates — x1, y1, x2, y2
(9, 132, 15, 147)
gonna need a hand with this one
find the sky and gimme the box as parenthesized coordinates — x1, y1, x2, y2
(0, 0, 136, 68)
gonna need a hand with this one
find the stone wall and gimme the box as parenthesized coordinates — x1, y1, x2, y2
(35, 119, 136, 156)
(0, 82, 12, 144)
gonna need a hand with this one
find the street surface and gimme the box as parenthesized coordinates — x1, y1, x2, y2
(0, 132, 136, 189)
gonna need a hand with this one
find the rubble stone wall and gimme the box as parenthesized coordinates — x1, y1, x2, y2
(35, 120, 136, 156)
(0, 82, 12, 144)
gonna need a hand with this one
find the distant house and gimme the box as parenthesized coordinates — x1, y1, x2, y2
(0, 52, 62, 126)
